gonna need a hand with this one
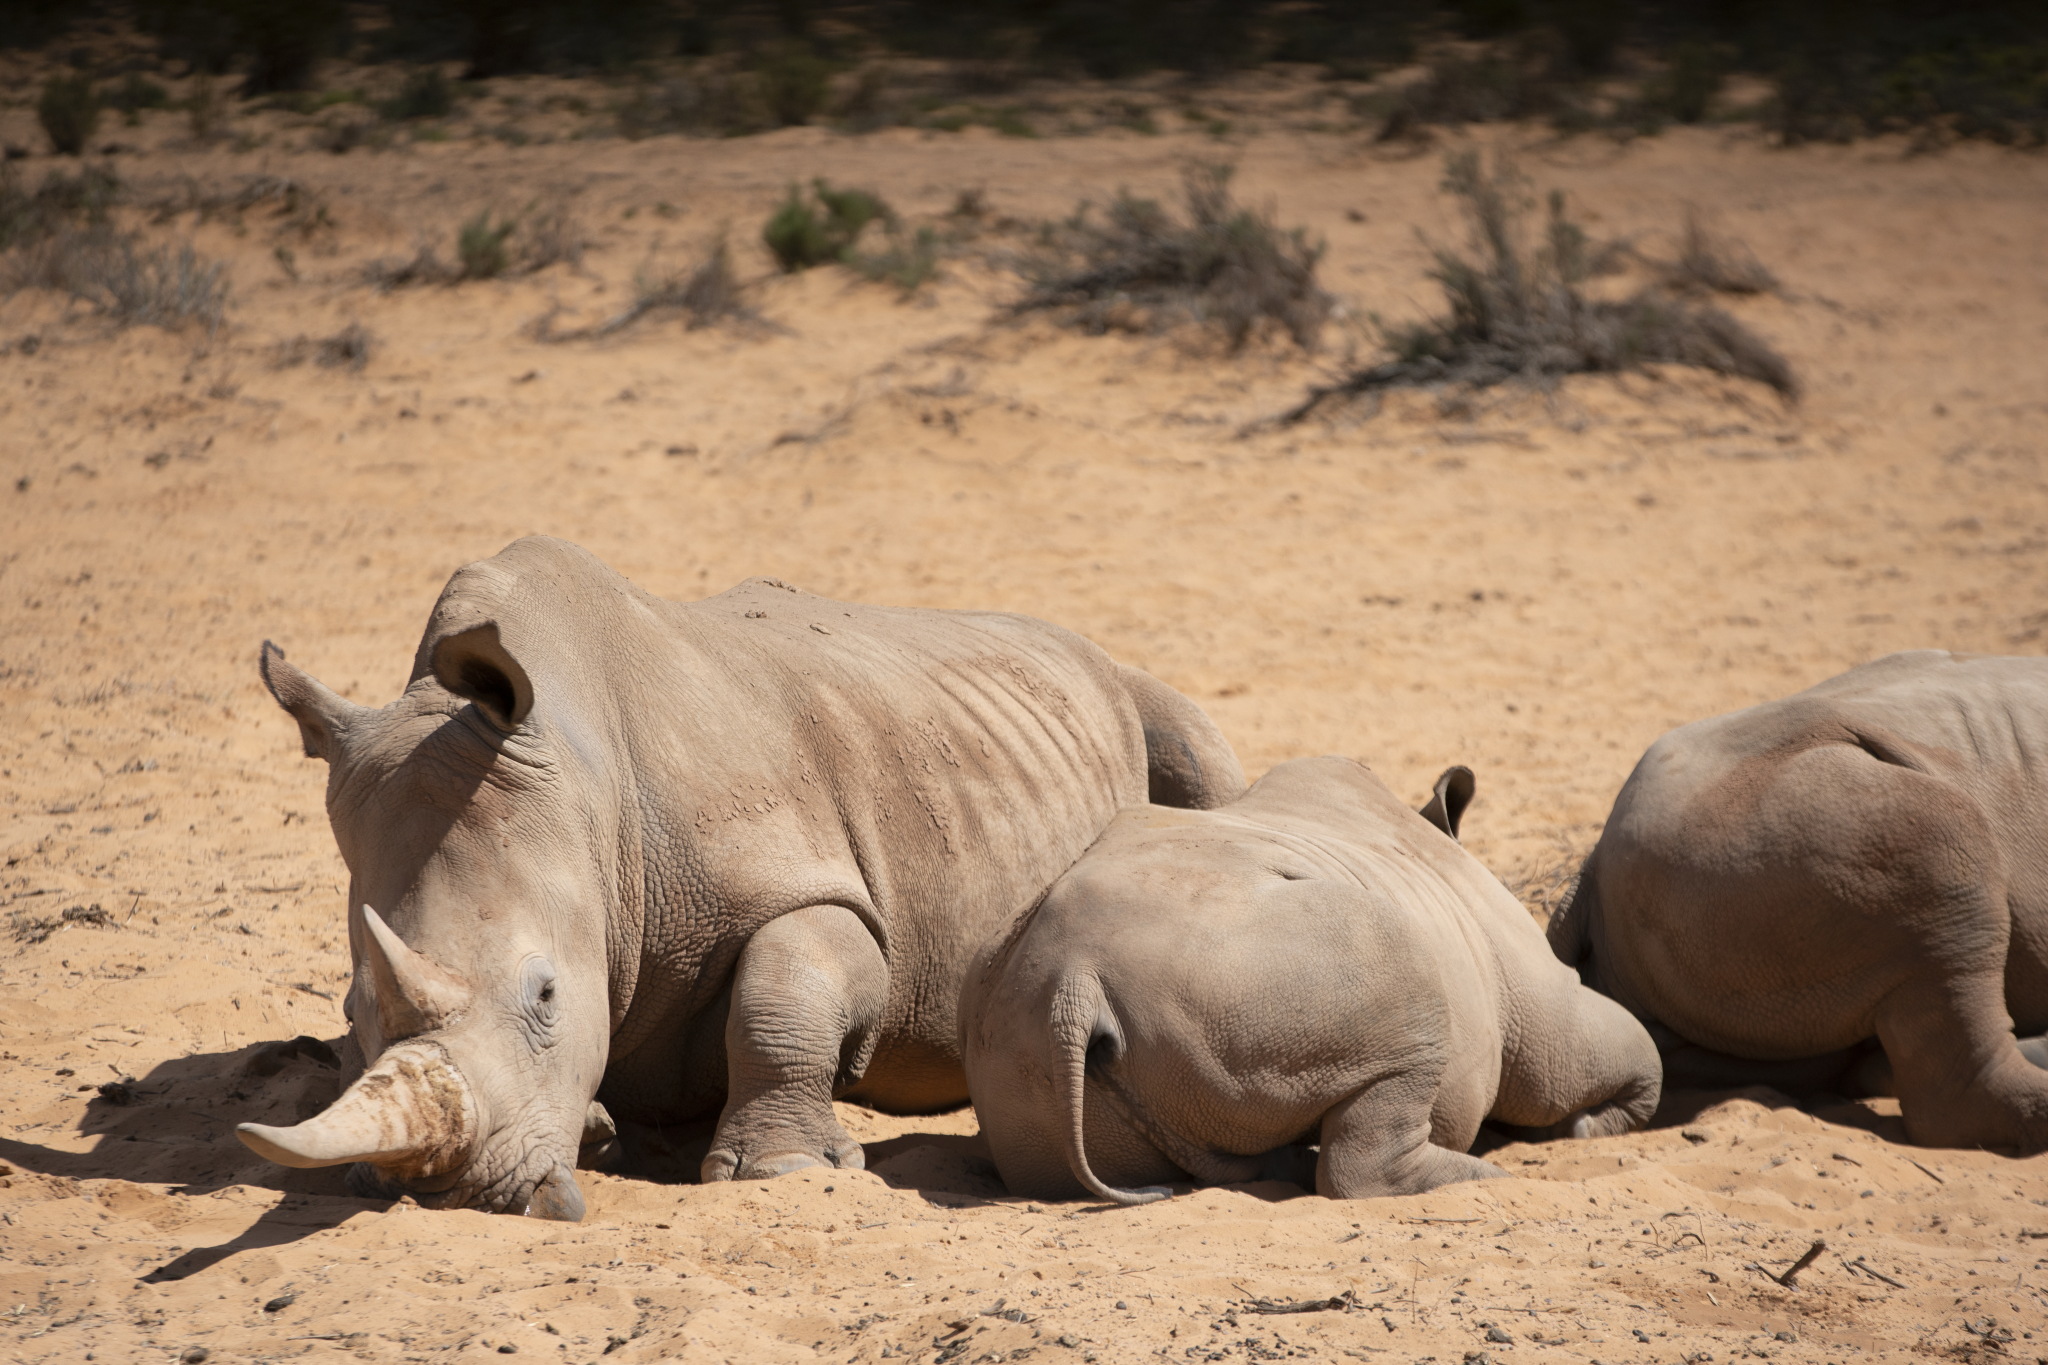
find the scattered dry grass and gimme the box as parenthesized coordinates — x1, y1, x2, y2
(1007, 164, 1330, 350)
(1281, 152, 1795, 422)
(9, 902, 115, 945)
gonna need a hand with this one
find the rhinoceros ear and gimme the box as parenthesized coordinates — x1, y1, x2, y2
(1419, 765, 1475, 842)
(260, 640, 363, 762)
(431, 623, 533, 732)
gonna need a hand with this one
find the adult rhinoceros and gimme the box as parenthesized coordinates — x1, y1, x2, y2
(1549, 650, 2048, 1154)
(236, 536, 1244, 1218)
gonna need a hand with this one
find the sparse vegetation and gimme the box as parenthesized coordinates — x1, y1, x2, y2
(38, 74, 101, 156)
(107, 73, 173, 123)
(853, 225, 942, 296)
(456, 210, 516, 279)
(757, 43, 832, 127)
(185, 74, 225, 140)
(518, 195, 584, 271)
(763, 180, 892, 273)
(381, 67, 455, 121)
(1280, 152, 1795, 424)
(1008, 164, 1330, 351)
(0, 163, 119, 250)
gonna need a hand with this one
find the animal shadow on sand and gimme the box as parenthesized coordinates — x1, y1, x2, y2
(0, 1034, 393, 1281)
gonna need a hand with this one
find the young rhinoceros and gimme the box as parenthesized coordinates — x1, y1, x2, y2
(962, 756, 1661, 1203)
(236, 536, 1244, 1219)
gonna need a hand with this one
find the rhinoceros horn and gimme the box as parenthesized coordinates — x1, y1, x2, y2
(356, 903, 472, 1042)
(236, 1038, 477, 1179)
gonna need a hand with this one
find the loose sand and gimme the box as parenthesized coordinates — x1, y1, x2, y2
(3, 68, 2047, 1365)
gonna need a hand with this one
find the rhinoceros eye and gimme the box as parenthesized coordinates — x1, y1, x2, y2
(519, 955, 560, 1047)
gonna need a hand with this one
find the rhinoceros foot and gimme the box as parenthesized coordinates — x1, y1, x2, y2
(702, 1136, 866, 1183)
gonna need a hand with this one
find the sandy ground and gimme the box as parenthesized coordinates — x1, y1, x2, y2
(4, 64, 2048, 1365)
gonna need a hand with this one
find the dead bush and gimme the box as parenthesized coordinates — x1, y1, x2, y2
(1281, 152, 1795, 422)
(536, 237, 755, 341)
(1008, 164, 1330, 351)
(517, 194, 585, 271)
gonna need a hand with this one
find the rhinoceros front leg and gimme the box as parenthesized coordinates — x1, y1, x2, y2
(702, 905, 888, 1183)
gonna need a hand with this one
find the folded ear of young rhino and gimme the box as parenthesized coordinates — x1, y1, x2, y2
(962, 754, 1661, 1204)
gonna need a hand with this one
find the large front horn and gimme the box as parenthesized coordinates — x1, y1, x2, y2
(356, 903, 471, 1042)
(236, 1040, 477, 1179)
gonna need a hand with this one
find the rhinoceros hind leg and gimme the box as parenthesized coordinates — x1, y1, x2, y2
(702, 905, 888, 1183)
(1876, 965, 2048, 1154)
(1490, 971, 1662, 1141)
(1315, 1075, 1507, 1198)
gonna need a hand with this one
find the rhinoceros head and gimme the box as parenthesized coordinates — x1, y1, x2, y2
(236, 613, 612, 1221)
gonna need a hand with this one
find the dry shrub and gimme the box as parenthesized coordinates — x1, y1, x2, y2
(1661, 210, 1778, 296)
(1283, 152, 1795, 422)
(0, 162, 119, 250)
(360, 243, 455, 290)
(1008, 164, 1330, 351)
(38, 74, 101, 156)
(7, 227, 229, 331)
(276, 322, 372, 370)
(519, 194, 584, 271)
(537, 238, 754, 341)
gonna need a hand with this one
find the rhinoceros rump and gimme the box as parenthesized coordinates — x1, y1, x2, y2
(1550, 650, 2048, 1154)
(237, 536, 1244, 1217)
(963, 756, 1661, 1203)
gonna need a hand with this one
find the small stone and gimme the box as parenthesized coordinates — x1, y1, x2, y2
(182, 1350, 209, 1364)
(1486, 1327, 1515, 1344)
(262, 1291, 297, 1313)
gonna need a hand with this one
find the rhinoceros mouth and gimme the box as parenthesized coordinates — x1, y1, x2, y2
(349, 1147, 584, 1221)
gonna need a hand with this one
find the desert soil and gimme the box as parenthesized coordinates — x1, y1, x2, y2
(3, 60, 2047, 1365)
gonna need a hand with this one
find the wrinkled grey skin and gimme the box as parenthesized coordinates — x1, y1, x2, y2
(245, 536, 1245, 1216)
(1550, 650, 2048, 1154)
(963, 756, 1661, 1204)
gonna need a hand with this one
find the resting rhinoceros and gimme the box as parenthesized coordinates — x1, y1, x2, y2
(235, 536, 1244, 1218)
(962, 756, 1661, 1203)
(1548, 650, 2048, 1153)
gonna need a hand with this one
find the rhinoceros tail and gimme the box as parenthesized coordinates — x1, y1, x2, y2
(1050, 976, 1170, 1207)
